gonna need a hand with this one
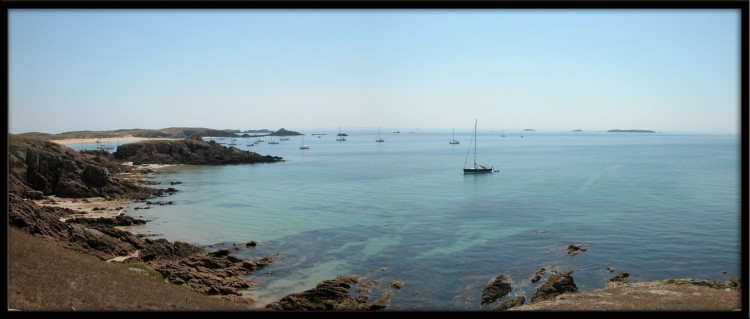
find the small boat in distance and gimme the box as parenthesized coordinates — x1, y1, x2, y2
(449, 129, 460, 144)
(376, 127, 384, 142)
(463, 119, 493, 174)
(299, 135, 309, 149)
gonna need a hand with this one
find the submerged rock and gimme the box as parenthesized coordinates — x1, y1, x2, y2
(531, 268, 547, 283)
(566, 244, 587, 256)
(391, 281, 404, 289)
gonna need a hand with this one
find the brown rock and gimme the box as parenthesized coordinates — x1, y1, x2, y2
(493, 296, 525, 311)
(530, 271, 578, 303)
(265, 275, 391, 311)
(481, 275, 513, 305)
(566, 244, 588, 256)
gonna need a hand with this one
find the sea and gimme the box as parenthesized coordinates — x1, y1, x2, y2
(71, 129, 742, 310)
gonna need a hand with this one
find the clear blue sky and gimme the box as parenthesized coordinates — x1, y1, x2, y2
(8, 9, 741, 134)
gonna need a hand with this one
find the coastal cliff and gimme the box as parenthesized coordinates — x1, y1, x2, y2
(113, 135, 283, 165)
(9, 134, 157, 199)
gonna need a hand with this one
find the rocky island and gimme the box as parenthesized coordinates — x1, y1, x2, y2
(18, 127, 306, 141)
(267, 128, 303, 136)
(113, 134, 283, 165)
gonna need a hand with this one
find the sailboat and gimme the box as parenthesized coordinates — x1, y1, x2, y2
(336, 127, 346, 141)
(463, 119, 493, 174)
(449, 128, 460, 144)
(376, 127, 384, 142)
(102, 139, 115, 150)
(299, 135, 310, 149)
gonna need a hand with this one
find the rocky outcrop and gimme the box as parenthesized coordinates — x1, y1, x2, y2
(9, 134, 158, 199)
(8, 133, 280, 300)
(531, 268, 547, 283)
(661, 278, 741, 291)
(9, 192, 278, 298)
(481, 275, 513, 306)
(530, 271, 578, 303)
(268, 128, 302, 136)
(150, 253, 278, 296)
(137, 238, 205, 263)
(493, 296, 525, 311)
(114, 138, 283, 165)
(265, 275, 392, 311)
(9, 193, 144, 260)
(607, 272, 632, 287)
(66, 214, 147, 227)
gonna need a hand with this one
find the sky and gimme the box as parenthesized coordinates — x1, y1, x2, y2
(8, 9, 742, 134)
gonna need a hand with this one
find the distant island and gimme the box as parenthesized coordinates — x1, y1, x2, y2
(267, 128, 302, 136)
(572, 129, 583, 132)
(241, 129, 271, 134)
(18, 127, 304, 140)
(523, 129, 535, 131)
(607, 129, 656, 133)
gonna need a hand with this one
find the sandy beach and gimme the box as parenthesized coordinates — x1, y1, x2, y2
(34, 162, 175, 222)
(50, 135, 181, 145)
(36, 196, 132, 222)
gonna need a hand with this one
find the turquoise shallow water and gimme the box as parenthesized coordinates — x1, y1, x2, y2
(113, 130, 740, 310)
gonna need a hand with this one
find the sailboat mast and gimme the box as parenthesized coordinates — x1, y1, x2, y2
(473, 119, 478, 166)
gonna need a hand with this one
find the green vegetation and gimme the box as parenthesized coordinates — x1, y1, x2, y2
(119, 263, 164, 281)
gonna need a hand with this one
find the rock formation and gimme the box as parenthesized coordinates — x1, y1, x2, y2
(530, 271, 578, 303)
(8, 133, 279, 300)
(481, 275, 513, 306)
(114, 136, 282, 165)
(265, 275, 392, 311)
(9, 134, 157, 199)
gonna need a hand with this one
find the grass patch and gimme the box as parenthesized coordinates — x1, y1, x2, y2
(119, 263, 164, 281)
(9, 227, 256, 311)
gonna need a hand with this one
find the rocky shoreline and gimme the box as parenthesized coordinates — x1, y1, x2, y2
(8, 133, 284, 305)
(7, 133, 742, 311)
